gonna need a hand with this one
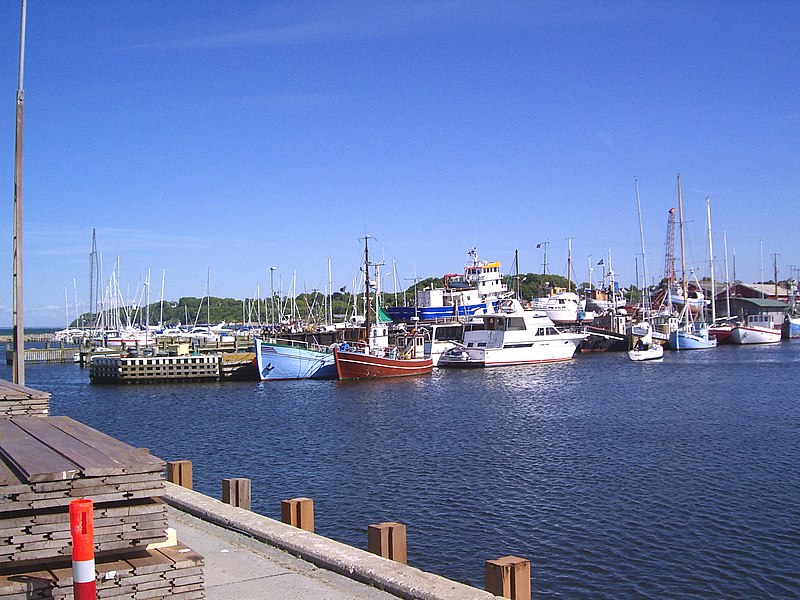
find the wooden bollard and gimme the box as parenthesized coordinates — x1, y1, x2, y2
(222, 478, 251, 510)
(367, 522, 407, 564)
(280, 497, 314, 532)
(166, 460, 193, 489)
(485, 555, 531, 600)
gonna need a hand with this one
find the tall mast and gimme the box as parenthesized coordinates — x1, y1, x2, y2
(634, 179, 650, 312)
(677, 174, 688, 312)
(360, 235, 372, 336)
(566, 239, 572, 292)
(706, 197, 716, 322)
(723, 231, 731, 317)
(328, 257, 333, 325)
(12, 0, 28, 385)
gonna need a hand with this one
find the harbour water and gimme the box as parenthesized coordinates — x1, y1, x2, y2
(3, 341, 799, 598)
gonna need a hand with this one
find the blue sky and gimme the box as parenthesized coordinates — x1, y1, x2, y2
(1, 1, 798, 326)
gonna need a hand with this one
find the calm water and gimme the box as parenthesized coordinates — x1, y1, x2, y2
(3, 342, 799, 598)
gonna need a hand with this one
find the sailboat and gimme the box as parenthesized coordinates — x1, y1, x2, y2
(333, 236, 433, 380)
(628, 179, 664, 361)
(668, 176, 717, 350)
(628, 322, 664, 361)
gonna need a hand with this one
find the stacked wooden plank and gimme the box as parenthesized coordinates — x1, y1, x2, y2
(0, 381, 49, 417)
(0, 415, 204, 598)
(0, 541, 203, 599)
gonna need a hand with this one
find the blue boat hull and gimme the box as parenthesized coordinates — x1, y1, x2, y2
(255, 338, 337, 380)
(668, 330, 718, 350)
(385, 301, 496, 322)
(782, 317, 800, 339)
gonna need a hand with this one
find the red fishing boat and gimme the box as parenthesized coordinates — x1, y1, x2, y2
(335, 234, 433, 380)
(334, 333, 433, 380)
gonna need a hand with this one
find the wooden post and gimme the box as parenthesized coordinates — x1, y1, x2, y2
(166, 460, 193, 489)
(280, 497, 314, 532)
(485, 556, 531, 600)
(222, 478, 251, 510)
(367, 522, 407, 564)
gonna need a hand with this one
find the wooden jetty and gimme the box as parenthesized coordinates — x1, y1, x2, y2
(90, 354, 223, 384)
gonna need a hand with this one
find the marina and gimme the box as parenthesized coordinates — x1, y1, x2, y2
(5, 340, 799, 598)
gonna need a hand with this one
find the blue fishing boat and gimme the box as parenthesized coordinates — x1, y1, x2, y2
(384, 247, 506, 322)
(254, 338, 337, 380)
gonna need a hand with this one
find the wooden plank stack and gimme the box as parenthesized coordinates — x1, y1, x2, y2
(0, 415, 204, 599)
(0, 381, 49, 417)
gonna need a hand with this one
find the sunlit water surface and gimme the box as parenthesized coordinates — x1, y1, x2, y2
(5, 342, 799, 598)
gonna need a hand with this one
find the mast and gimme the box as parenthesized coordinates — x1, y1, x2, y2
(774, 254, 779, 299)
(706, 197, 716, 322)
(514, 249, 520, 298)
(328, 257, 333, 325)
(566, 239, 572, 293)
(12, 0, 28, 385)
(360, 235, 372, 337)
(159, 269, 166, 326)
(677, 174, 688, 319)
(723, 231, 731, 317)
(634, 179, 650, 314)
(539, 241, 549, 275)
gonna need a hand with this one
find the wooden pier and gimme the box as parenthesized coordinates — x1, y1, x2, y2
(90, 354, 223, 384)
(4, 343, 78, 365)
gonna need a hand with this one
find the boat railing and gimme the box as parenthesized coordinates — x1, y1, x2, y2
(268, 337, 332, 353)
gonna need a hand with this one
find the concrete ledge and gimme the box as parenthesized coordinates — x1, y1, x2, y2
(163, 482, 500, 600)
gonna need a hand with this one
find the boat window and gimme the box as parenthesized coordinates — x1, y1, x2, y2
(536, 328, 545, 336)
(546, 327, 558, 335)
(434, 326, 464, 340)
(505, 317, 526, 331)
(478, 342, 487, 347)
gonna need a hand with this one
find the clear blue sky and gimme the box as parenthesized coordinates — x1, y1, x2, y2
(1, 1, 798, 326)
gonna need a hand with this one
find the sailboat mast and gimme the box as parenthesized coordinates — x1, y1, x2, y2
(566, 239, 572, 293)
(677, 174, 688, 305)
(635, 179, 650, 312)
(328, 257, 333, 325)
(723, 231, 731, 317)
(706, 197, 716, 322)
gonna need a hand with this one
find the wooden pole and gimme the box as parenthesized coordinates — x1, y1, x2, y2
(485, 555, 531, 600)
(222, 478, 251, 510)
(166, 460, 193, 489)
(367, 522, 407, 564)
(280, 497, 314, 532)
(12, 0, 27, 386)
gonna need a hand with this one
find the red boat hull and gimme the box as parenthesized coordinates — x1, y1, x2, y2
(334, 348, 433, 380)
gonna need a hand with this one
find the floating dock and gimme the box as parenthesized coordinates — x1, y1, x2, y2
(90, 354, 223, 384)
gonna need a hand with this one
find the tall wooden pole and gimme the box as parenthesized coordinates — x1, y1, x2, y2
(12, 0, 28, 385)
